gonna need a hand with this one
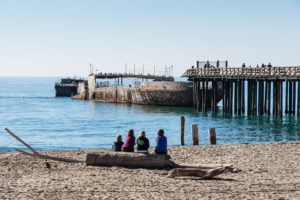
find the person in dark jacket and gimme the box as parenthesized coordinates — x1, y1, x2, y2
(112, 134, 124, 152)
(155, 129, 167, 154)
(122, 129, 135, 152)
(136, 131, 149, 153)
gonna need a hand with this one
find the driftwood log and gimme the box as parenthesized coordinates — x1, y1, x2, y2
(4, 128, 84, 163)
(167, 166, 233, 178)
(86, 152, 175, 168)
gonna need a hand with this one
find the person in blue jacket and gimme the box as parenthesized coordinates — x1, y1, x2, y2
(112, 134, 124, 152)
(155, 129, 167, 154)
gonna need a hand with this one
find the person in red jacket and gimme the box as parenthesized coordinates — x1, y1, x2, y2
(122, 129, 135, 152)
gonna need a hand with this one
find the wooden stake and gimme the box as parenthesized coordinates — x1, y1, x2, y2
(208, 128, 216, 145)
(180, 116, 185, 146)
(191, 124, 199, 145)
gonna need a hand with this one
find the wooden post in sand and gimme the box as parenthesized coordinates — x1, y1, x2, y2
(191, 124, 199, 145)
(208, 128, 216, 145)
(180, 116, 185, 146)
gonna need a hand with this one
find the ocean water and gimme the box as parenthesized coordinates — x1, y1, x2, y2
(0, 77, 299, 151)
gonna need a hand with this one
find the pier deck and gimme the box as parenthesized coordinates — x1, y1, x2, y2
(182, 66, 300, 80)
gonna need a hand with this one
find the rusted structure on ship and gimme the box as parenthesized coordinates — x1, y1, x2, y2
(182, 61, 300, 117)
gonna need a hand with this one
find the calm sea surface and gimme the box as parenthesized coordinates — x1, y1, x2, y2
(0, 77, 299, 151)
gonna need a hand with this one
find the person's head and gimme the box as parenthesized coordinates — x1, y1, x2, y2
(138, 130, 145, 138)
(116, 134, 122, 142)
(127, 129, 134, 137)
(157, 129, 164, 136)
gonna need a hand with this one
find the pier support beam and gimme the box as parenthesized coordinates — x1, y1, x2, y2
(222, 80, 226, 113)
(234, 81, 237, 114)
(229, 80, 233, 114)
(247, 80, 252, 115)
(241, 80, 245, 113)
(278, 81, 283, 117)
(289, 80, 292, 115)
(258, 80, 264, 115)
(298, 80, 300, 116)
(273, 80, 277, 116)
(293, 81, 296, 115)
(204, 80, 208, 114)
(267, 80, 271, 115)
(193, 81, 196, 109)
(202, 81, 205, 113)
(237, 80, 242, 115)
(253, 80, 257, 115)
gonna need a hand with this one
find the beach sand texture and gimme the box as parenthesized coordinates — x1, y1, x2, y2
(1, 142, 299, 199)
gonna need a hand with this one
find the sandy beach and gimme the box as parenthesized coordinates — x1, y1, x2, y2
(1, 142, 299, 199)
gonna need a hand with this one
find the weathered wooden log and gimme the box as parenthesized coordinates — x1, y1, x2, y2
(86, 152, 175, 168)
(16, 148, 84, 163)
(5, 128, 38, 154)
(167, 166, 233, 179)
(175, 163, 232, 169)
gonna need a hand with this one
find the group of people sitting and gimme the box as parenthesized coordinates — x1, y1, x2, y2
(112, 129, 167, 154)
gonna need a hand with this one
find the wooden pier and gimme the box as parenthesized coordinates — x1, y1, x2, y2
(182, 65, 300, 117)
(94, 72, 174, 84)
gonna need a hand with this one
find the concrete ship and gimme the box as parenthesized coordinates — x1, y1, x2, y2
(71, 74, 223, 107)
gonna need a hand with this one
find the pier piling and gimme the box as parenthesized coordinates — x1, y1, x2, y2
(298, 80, 300, 116)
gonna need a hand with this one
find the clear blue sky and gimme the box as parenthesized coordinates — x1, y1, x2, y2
(0, 0, 299, 77)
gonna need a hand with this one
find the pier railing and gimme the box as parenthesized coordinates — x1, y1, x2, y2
(182, 66, 300, 79)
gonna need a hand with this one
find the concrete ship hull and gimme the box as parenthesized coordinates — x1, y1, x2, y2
(55, 78, 87, 97)
(55, 85, 77, 97)
(92, 83, 194, 107)
(72, 75, 223, 107)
